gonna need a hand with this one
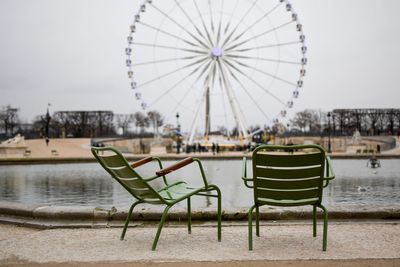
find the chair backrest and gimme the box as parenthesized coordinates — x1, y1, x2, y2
(251, 144, 326, 206)
(91, 146, 163, 204)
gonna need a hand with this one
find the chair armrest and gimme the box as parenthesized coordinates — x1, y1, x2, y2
(131, 156, 153, 168)
(156, 157, 194, 176)
(242, 157, 254, 188)
(193, 158, 209, 188)
(323, 156, 335, 188)
(131, 156, 170, 185)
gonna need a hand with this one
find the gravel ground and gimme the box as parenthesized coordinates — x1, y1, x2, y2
(0, 221, 399, 266)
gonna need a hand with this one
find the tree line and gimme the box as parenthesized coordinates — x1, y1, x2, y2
(0, 105, 165, 139)
(289, 108, 400, 136)
(2, 105, 400, 140)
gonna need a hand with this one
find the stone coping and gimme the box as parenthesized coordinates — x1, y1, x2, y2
(1, 153, 400, 165)
(0, 202, 399, 228)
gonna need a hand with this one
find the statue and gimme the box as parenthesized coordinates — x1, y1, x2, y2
(351, 129, 362, 145)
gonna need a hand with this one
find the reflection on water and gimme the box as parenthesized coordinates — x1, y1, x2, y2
(0, 159, 399, 209)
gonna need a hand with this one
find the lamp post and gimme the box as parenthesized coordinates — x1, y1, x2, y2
(327, 112, 332, 153)
(286, 123, 290, 144)
(176, 112, 181, 154)
(43, 103, 51, 146)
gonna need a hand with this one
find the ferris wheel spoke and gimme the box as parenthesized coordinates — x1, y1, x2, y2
(215, 0, 224, 46)
(208, 0, 215, 34)
(221, 0, 259, 49)
(173, 0, 210, 48)
(220, 25, 237, 50)
(216, 21, 222, 48)
(227, 40, 302, 53)
(221, 60, 271, 121)
(205, 61, 218, 137)
(226, 57, 298, 87)
(137, 56, 210, 89)
(223, 0, 240, 34)
(225, 54, 302, 65)
(223, 2, 281, 49)
(150, 4, 209, 49)
(165, 63, 214, 121)
(217, 58, 249, 137)
(138, 22, 205, 49)
(225, 20, 294, 52)
(133, 54, 207, 67)
(187, 60, 218, 144)
(132, 42, 208, 55)
(148, 59, 212, 109)
(217, 74, 230, 135)
(223, 58, 286, 106)
(194, 59, 215, 84)
(209, 60, 218, 89)
(192, 0, 214, 47)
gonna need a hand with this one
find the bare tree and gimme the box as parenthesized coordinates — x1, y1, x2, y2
(115, 114, 134, 136)
(0, 105, 20, 138)
(52, 110, 114, 137)
(290, 110, 310, 132)
(386, 109, 396, 135)
(332, 108, 400, 136)
(133, 111, 149, 134)
(147, 110, 164, 137)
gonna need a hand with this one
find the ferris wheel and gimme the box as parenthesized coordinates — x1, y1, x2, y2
(126, 0, 306, 144)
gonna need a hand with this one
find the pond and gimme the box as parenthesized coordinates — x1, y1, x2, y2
(0, 159, 399, 210)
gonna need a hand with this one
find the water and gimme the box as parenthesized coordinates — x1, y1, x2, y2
(0, 159, 399, 209)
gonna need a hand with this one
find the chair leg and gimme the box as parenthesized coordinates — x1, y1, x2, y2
(215, 186, 222, 242)
(208, 185, 222, 242)
(313, 205, 317, 237)
(121, 201, 141, 240)
(206, 185, 222, 242)
(187, 197, 191, 234)
(214, 186, 222, 242)
(319, 204, 328, 251)
(248, 204, 257, 251)
(256, 205, 260, 237)
(152, 205, 171, 251)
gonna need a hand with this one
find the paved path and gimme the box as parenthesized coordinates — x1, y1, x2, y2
(1, 138, 400, 162)
(0, 221, 399, 266)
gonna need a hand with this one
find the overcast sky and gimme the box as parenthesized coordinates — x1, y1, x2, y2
(0, 0, 399, 128)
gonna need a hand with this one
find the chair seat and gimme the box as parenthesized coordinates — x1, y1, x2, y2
(158, 182, 202, 201)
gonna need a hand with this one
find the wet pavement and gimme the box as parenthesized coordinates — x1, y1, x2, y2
(0, 220, 399, 266)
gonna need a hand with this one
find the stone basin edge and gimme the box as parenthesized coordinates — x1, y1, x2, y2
(1, 153, 400, 165)
(0, 202, 399, 229)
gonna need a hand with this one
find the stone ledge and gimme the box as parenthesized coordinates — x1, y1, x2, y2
(1, 202, 399, 228)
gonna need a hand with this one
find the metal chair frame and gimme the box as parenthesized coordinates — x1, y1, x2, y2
(242, 144, 335, 251)
(92, 146, 222, 250)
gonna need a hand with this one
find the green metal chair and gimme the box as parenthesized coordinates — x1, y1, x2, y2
(242, 144, 335, 251)
(91, 146, 222, 250)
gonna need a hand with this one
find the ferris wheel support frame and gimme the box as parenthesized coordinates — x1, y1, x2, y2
(187, 60, 216, 144)
(217, 57, 249, 140)
(186, 55, 249, 144)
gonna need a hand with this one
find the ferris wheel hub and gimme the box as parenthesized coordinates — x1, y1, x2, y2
(211, 47, 223, 57)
